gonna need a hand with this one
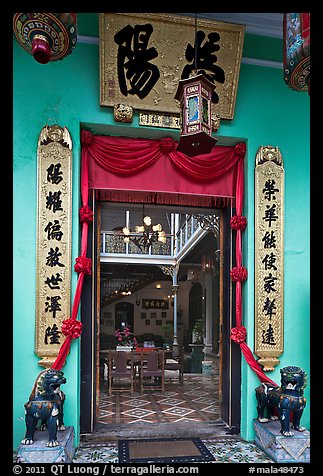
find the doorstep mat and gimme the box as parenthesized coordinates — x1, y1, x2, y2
(118, 437, 215, 463)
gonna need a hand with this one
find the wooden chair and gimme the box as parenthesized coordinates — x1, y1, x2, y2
(164, 347, 184, 384)
(139, 349, 164, 393)
(108, 350, 134, 395)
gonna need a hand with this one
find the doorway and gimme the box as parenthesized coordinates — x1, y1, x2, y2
(115, 302, 134, 332)
(80, 199, 240, 434)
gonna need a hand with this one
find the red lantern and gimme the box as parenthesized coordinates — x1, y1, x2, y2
(13, 13, 77, 64)
(283, 13, 310, 93)
(174, 74, 217, 156)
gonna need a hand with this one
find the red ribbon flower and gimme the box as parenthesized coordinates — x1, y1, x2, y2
(230, 326, 247, 344)
(79, 205, 94, 223)
(81, 129, 94, 146)
(230, 266, 248, 282)
(230, 215, 247, 231)
(62, 318, 83, 339)
(159, 137, 176, 153)
(74, 256, 92, 275)
(234, 142, 246, 157)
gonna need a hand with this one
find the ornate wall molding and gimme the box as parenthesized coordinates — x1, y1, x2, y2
(254, 145, 284, 371)
(35, 125, 72, 367)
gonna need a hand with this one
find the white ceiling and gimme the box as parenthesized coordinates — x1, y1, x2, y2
(179, 13, 284, 38)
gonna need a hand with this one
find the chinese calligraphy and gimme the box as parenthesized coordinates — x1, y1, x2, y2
(181, 30, 225, 104)
(255, 145, 284, 371)
(101, 13, 245, 120)
(114, 23, 160, 99)
(36, 125, 72, 367)
(142, 299, 169, 310)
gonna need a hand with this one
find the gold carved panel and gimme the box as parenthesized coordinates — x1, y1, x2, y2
(35, 125, 72, 368)
(99, 13, 245, 120)
(254, 146, 284, 371)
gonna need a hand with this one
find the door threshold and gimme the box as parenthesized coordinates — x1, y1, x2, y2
(80, 419, 230, 443)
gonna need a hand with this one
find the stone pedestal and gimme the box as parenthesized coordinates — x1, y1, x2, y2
(17, 426, 75, 463)
(189, 344, 205, 373)
(254, 419, 310, 463)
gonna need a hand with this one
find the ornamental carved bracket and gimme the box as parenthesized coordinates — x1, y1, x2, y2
(35, 125, 72, 368)
(254, 145, 284, 371)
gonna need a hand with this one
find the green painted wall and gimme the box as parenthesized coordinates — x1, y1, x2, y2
(13, 15, 309, 449)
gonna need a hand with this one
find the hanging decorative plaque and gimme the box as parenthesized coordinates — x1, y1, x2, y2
(99, 13, 245, 120)
(254, 145, 284, 371)
(35, 125, 72, 367)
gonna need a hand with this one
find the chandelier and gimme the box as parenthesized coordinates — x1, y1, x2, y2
(121, 215, 166, 251)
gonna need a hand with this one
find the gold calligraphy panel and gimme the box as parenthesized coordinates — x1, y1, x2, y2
(254, 146, 284, 371)
(99, 13, 245, 120)
(35, 125, 72, 368)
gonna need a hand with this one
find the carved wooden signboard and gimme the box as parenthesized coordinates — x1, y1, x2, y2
(99, 13, 245, 122)
(254, 146, 284, 371)
(35, 125, 72, 368)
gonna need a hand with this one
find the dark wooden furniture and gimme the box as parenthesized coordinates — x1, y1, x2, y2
(139, 349, 165, 393)
(164, 348, 184, 383)
(107, 350, 134, 395)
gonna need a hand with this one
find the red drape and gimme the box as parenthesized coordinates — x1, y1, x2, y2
(84, 133, 241, 200)
(52, 130, 277, 386)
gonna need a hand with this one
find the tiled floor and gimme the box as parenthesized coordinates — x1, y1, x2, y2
(90, 371, 274, 462)
(99, 372, 220, 424)
(73, 438, 274, 463)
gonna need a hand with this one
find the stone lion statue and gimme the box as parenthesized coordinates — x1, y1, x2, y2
(255, 366, 307, 436)
(21, 368, 66, 447)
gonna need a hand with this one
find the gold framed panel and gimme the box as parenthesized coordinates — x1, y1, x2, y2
(254, 146, 284, 371)
(35, 125, 72, 368)
(99, 13, 245, 120)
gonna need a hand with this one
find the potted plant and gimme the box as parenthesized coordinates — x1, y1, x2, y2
(192, 319, 205, 344)
(161, 323, 174, 349)
(115, 326, 137, 351)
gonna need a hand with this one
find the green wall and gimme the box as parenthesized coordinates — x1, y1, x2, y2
(13, 16, 310, 449)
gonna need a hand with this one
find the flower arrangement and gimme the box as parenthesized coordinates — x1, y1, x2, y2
(115, 326, 137, 347)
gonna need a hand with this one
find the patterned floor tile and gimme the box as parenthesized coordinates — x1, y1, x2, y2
(72, 438, 274, 463)
(99, 374, 219, 424)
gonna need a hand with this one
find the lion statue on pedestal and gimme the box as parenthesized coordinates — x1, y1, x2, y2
(255, 366, 307, 437)
(21, 368, 66, 447)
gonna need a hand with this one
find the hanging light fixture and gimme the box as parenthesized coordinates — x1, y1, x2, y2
(202, 255, 215, 273)
(13, 13, 77, 64)
(174, 13, 218, 156)
(121, 208, 166, 251)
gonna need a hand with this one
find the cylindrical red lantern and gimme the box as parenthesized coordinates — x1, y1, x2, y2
(13, 13, 77, 64)
(283, 13, 310, 93)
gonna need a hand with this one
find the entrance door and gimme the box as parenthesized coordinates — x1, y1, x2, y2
(81, 201, 240, 433)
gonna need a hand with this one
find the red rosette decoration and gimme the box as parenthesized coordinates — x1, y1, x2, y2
(81, 129, 94, 146)
(79, 205, 94, 223)
(230, 266, 248, 282)
(62, 318, 83, 339)
(234, 142, 246, 157)
(74, 256, 92, 275)
(230, 326, 247, 344)
(230, 215, 247, 231)
(159, 137, 176, 153)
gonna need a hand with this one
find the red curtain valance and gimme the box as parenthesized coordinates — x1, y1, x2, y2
(82, 131, 245, 200)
